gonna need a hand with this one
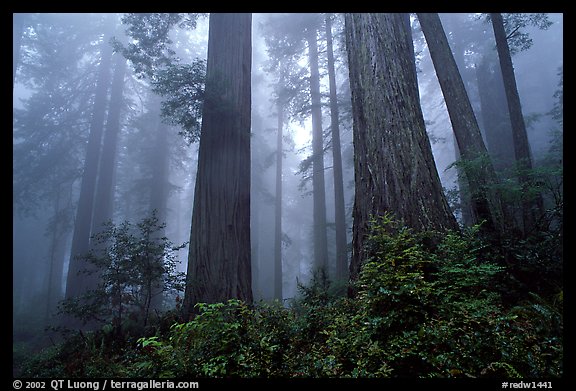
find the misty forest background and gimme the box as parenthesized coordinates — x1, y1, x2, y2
(13, 13, 562, 378)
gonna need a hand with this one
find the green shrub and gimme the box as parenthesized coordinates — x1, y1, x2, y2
(20, 215, 562, 378)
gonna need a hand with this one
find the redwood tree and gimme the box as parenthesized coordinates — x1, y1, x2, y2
(183, 13, 253, 314)
(490, 12, 544, 235)
(91, 53, 127, 236)
(325, 13, 348, 281)
(306, 22, 329, 274)
(274, 102, 284, 302)
(344, 13, 458, 281)
(65, 31, 114, 301)
(417, 12, 505, 235)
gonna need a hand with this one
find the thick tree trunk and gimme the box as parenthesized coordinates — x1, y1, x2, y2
(183, 13, 252, 314)
(65, 35, 113, 301)
(417, 13, 505, 236)
(274, 104, 283, 302)
(345, 13, 458, 282)
(307, 26, 329, 274)
(325, 14, 348, 282)
(490, 12, 544, 235)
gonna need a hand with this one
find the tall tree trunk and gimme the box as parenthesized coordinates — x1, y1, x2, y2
(250, 134, 263, 300)
(251, 196, 261, 300)
(274, 104, 283, 302)
(91, 54, 127, 235)
(149, 99, 169, 226)
(183, 13, 252, 314)
(148, 98, 170, 312)
(490, 12, 544, 235)
(417, 13, 505, 235)
(45, 183, 66, 323)
(307, 26, 329, 274)
(476, 54, 521, 233)
(65, 34, 113, 302)
(325, 14, 348, 282)
(345, 13, 458, 283)
(439, 13, 475, 227)
(476, 53, 515, 173)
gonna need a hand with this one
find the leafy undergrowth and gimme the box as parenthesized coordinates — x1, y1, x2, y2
(18, 217, 562, 378)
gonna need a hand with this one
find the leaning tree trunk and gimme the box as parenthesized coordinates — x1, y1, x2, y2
(490, 12, 544, 235)
(344, 13, 458, 282)
(183, 13, 252, 315)
(439, 13, 475, 227)
(325, 13, 348, 282)
(307, 26, 329, 274)
(417, 13, 505, 236)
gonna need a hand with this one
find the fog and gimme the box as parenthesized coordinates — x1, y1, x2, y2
(13, 12, 562, 354)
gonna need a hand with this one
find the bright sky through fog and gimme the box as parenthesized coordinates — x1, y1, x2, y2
(292, 118, 312, 149)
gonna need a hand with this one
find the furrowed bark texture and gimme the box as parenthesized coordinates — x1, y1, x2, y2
(345, 13, 458, 282)
(183, 13, 252, 314)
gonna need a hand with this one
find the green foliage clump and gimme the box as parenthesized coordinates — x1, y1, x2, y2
(113, 13, 207, 142)
(21, 215, 562, 378)
(131, 299, 292, 377)
(355, 215, 561, 377)
(19, 328, 129, 377)
(59, 212, 187, 336)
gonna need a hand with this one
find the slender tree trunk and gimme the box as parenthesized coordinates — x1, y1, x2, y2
(417, 13, 505, 235)
(65, 34, 113, 302)
(149, 104, 169, 227)
(345, 13, 458, 283)
(45, 184, 63, 323)
(476, 53, 515, 173)
(183, 13, 252, 314)
(490, 12, 544, 235)
(476, 52, 523, 232)
(251, 197, 261, 300)
(325, 14, 348, 282)
(274, 104, 283, 302)
(307, 26, 329, 274)
(91, 54, 127, 235)
(148, 98, 170, 312)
